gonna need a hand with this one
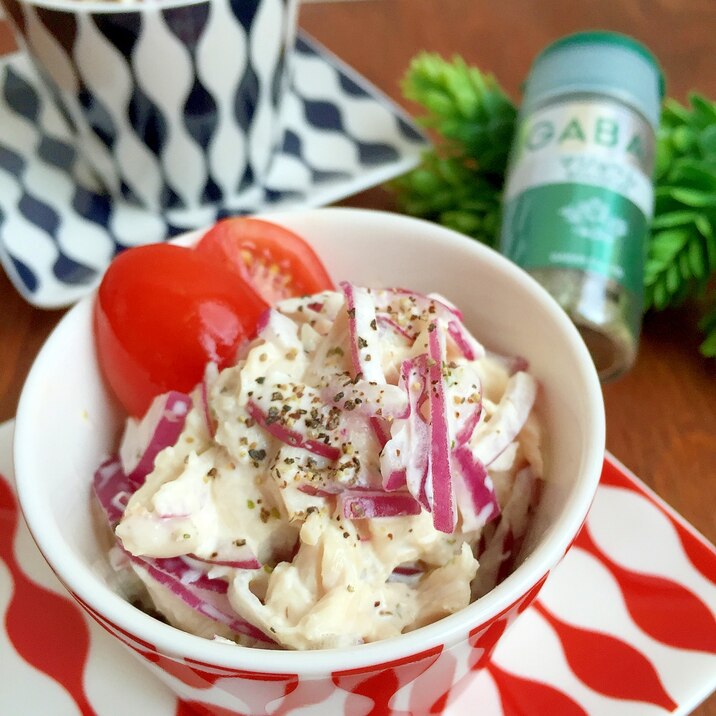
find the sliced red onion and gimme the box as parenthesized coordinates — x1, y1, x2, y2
(341, 281, 397, 449)
(144, 556, 229, 594)
(321, 379, 409, 421)
(95, 464, 269, 640)
(373, 288, 485, 360)
(276, 293, 320, 314)
(447, 320, 485, 360)
(298, 481, 381, 498)
(379, 356, 429, 495)
(453, 445, 500, 530)
(417, 479, 430, 512)
(126, 552, 273, 644)
(246, 400, 340, 462)
(392, 563, 423, 576)
(456, 404, 482, 446)
(506, 466, 540, 538)
(388, 564, 423, 585)
(298, 483, 342, 497)
(370, 417, 392, 449)
(380, 288, 463, 320)
(340, 282, 385, 384)
(471, 372, 537, 467)
(444, 364, 495, 530)
(443, 361, 483, 447)
(383, 469, 407, 491)
(472, 467, 539, 597)
(185, 549, 261, 571)
(492, 485, 543, 592)
(425, 291, 464, 319)
(339, 490, 421, 519)
(189, 556, 261, 571)
(376, 314, 415, 343)
(427, 323, 457, 534)
(93, 456, 134, 527)
(373, 288, 460, 322)
(93, 464, 246, 586)
(119, 391, 193, 489)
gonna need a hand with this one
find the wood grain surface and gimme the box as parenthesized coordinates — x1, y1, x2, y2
(0, 1, 714, 713)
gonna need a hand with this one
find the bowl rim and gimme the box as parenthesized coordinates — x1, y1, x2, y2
(14, 207, 605, 675)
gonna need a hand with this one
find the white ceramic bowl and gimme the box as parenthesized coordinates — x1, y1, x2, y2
(14, 208, 605, 714)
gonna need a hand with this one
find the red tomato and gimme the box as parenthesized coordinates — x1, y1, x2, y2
(95, 243, 267, 417)
(196, 218, 334, 304)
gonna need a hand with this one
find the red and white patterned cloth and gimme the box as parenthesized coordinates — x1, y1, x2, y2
(1, 419, 714, 715)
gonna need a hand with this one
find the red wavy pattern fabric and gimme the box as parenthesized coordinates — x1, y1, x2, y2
(0, 477, 93, 714)
(1, 449, 715, 715)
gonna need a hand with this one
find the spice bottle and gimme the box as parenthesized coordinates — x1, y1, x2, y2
(499, 32, 664, 380)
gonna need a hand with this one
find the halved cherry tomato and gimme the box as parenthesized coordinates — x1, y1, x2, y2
(95, 243, 267, 417)
(195, 218, 334, 304)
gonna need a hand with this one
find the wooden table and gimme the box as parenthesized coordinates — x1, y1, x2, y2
(1, 0, 714, 713)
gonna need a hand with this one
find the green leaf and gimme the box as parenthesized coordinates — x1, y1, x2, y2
(401, 52, 516, 176)
(670, 159, 716, 190)
(651, 280, 669, 309)
(653, 94, 716, 322)
(441, 210, 484, 236)
(655, 138, 675, 179)
(662, 98, 691, 125)
(650, 210, 698, 230)
(689, 93, 716, 126)
(670, 125, 697, 154)
(688, 238, 706, 279)
(665, 263, 681, 294)
(392, 53, 514, 246)
(668, 187, 716, 208)
(705, 233, 716, 268)
(648, 228, 689, 262)
(699, 306, 716, 357)
(678, 250, 692, 282)
(700, 331, 716, 357)
(391, 52, 716, 350)
(694, 213, 714, 238)
(698, 125, 716, 157)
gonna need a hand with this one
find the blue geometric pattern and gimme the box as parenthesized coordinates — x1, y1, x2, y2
(0, 34, 429, 309)
(163, 4, 221, 206)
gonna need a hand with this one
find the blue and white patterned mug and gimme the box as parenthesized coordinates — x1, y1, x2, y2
(0, 0, 299, 211)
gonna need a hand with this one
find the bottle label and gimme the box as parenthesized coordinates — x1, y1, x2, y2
(500, 99, 654, 295)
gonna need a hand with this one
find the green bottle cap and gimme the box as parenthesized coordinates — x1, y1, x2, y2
(522, 31, 664, 130)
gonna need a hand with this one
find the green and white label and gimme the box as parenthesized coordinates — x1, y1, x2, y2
(500, 99, 654, 294)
